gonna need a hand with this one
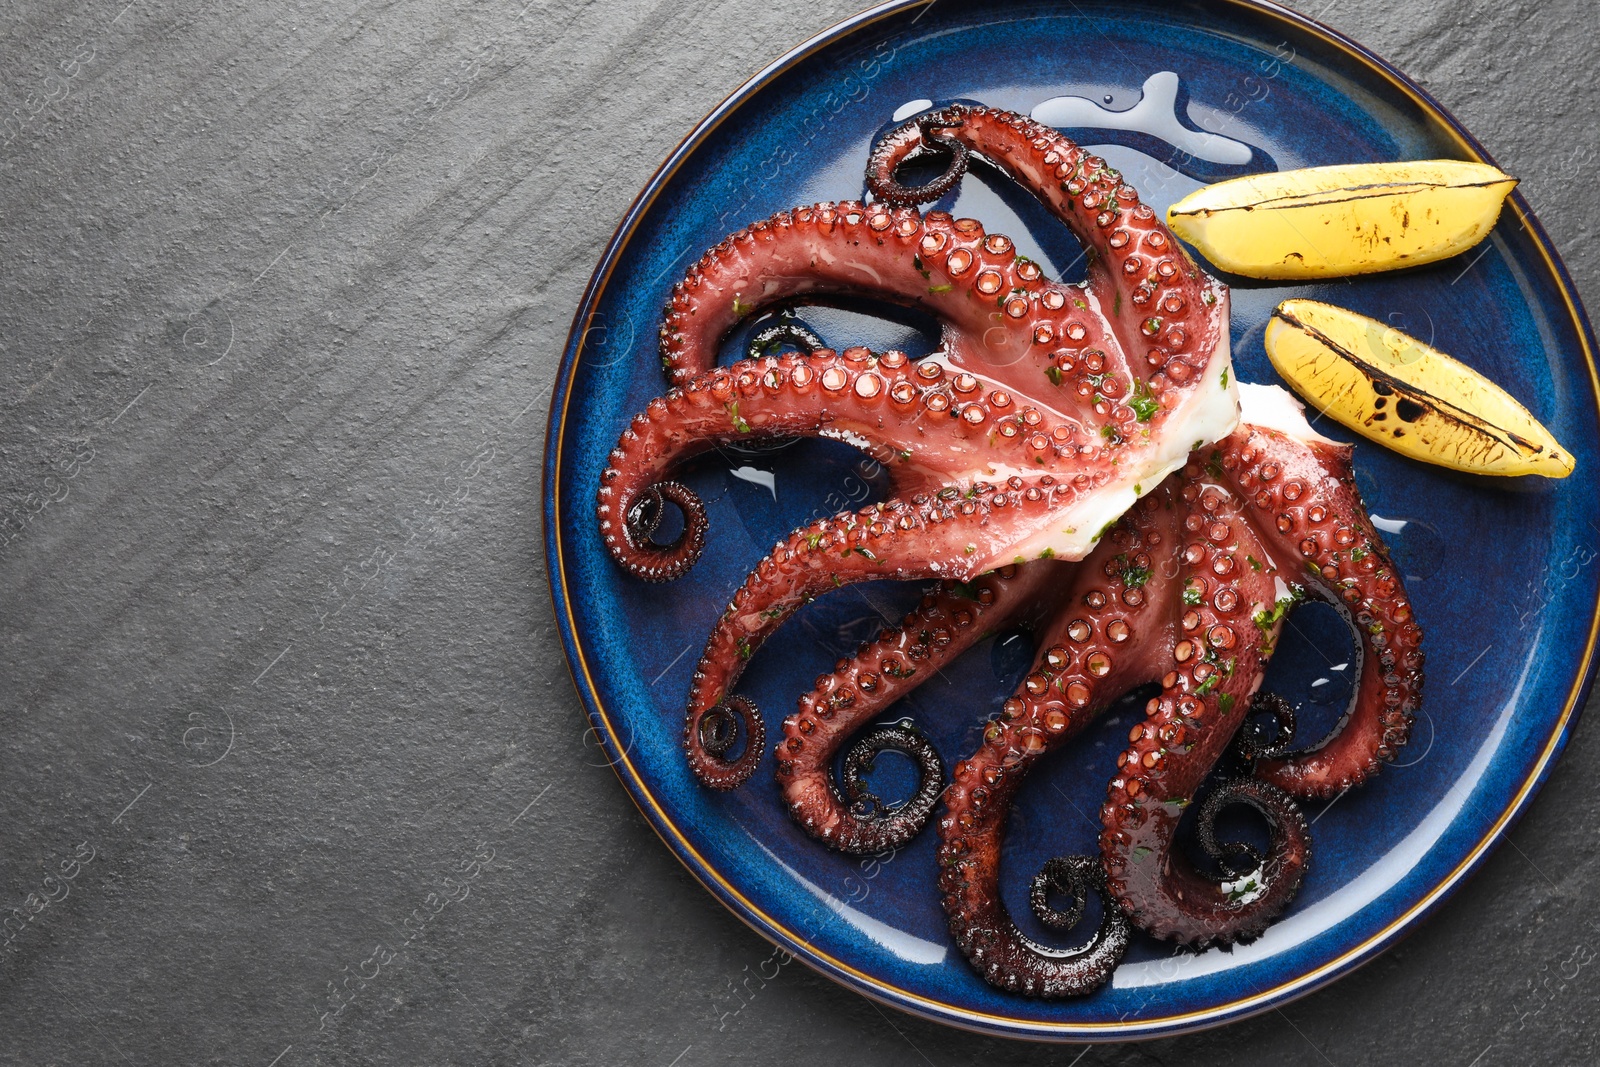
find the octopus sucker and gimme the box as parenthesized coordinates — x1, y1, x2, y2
(596, 104, 1426, 995)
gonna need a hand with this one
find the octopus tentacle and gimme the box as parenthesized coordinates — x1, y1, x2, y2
(936, 497, 1180, 995)
(1195, 777, 1309, 882)
(659, 201, 1068, 388)
(867, 104, 1225, 388)
(599, 348, 1095, 548)
(684, 482, 1065, 789)
(1099, 513, 1309, 947)
(864, 112, 970, 206)
(605, 480, 708, 583)
(1232, 691, 1298, 763)
(838, 721, 944, 824)
(1217, 422, 1425, 798)
(779, 565, 1060, 852)
(691, 696, 765, 790)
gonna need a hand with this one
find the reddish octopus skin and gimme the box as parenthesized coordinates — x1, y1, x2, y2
(934, 422, 1427, 991)
(777, 420, 1421, 993)
(680, 474, 1069, 789)
(938, 485, 1195, 995)
(613, 108, 1237, 594)
(776, 562, 1064, 853)
(597, 346, 1121, 584)
(766, 419, 1422, 857)
(1236, 430, 1426, 796)
(662, 106, 1223, 397)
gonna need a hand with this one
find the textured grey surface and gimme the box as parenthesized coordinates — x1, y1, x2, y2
(0, 0, 1596, 1063)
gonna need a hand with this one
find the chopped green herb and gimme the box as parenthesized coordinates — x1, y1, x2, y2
(1046, 365, 1065, 387)
(913, 254, 930, 280)
(736, 638, 752, 661)
(1117, 555, 1153, 589)
(1351, 545, 1369, 561)
(1206, 450, 1225, 479)
(1247, 555, 1263, 572)
(1072, 297, 1088, 310)
(806, 533, 823, 550)
(1252, 589, 1305, 636)
(964, 544, 976, 556)
(1039, 547, 1056, 560)
(1131, 846, 1152, 861)
(898, 449, 912, 461)
(732, 295, 754, 318)
(1092, 518, 1117, 542)
(726, 401, 751, 433)
(1217, 693, 1236, 715)
(928, 283, 953, 294)
(1220, 367, 1230, 388)
(1195, 674, 1219, 697)
(1128, 378, 1159, 422)
(1182, 579, 1203, 606)
(950, 580, 982, 601)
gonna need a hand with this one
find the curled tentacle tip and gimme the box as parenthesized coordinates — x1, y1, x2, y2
(828, 720, 946, 854)
(619, 481, 708, 583)
(1029, 855, 1095, 931)
(1191, 777, 1312, 938)
(1232, 690, 1298, 764)
(687, 696, 765, 790)
(866, 111, 972, 206)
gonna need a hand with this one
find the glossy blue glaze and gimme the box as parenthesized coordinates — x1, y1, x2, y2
(543, 0, 1600, 1040)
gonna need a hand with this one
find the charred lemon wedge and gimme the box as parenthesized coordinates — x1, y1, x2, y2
(1265, 299, 1573, 478)
(1168, 161, 1517, 279)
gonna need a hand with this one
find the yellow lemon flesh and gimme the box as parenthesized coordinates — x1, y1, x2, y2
(1168, 161, 1517, 280)
(1265, 299, 1574, 478)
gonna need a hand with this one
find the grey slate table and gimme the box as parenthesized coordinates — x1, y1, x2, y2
(2, 1, 1597, 1063)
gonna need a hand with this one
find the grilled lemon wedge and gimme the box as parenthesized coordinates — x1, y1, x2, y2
(1265, 299, 1573, 478)
(1168, 161, 1517, 279)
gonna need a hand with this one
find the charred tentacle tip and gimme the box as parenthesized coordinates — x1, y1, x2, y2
(837, 720, 946, 842)
(1196, 777, 1311, 893)
(1012, 855, 1132, 996)
(1030, 855, 1103, 931)
(1232, 691, 1298, 764)
(866, 110, 971, 206)
(688, 696, 765, 790)
(745, 320, 827, 361)
(622, 481, 707, 583)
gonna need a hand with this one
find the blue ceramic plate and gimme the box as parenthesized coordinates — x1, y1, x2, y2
(543, 0, 1600, 1040)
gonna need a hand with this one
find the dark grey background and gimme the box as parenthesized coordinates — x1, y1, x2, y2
(1, 0, 1595, 1063)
